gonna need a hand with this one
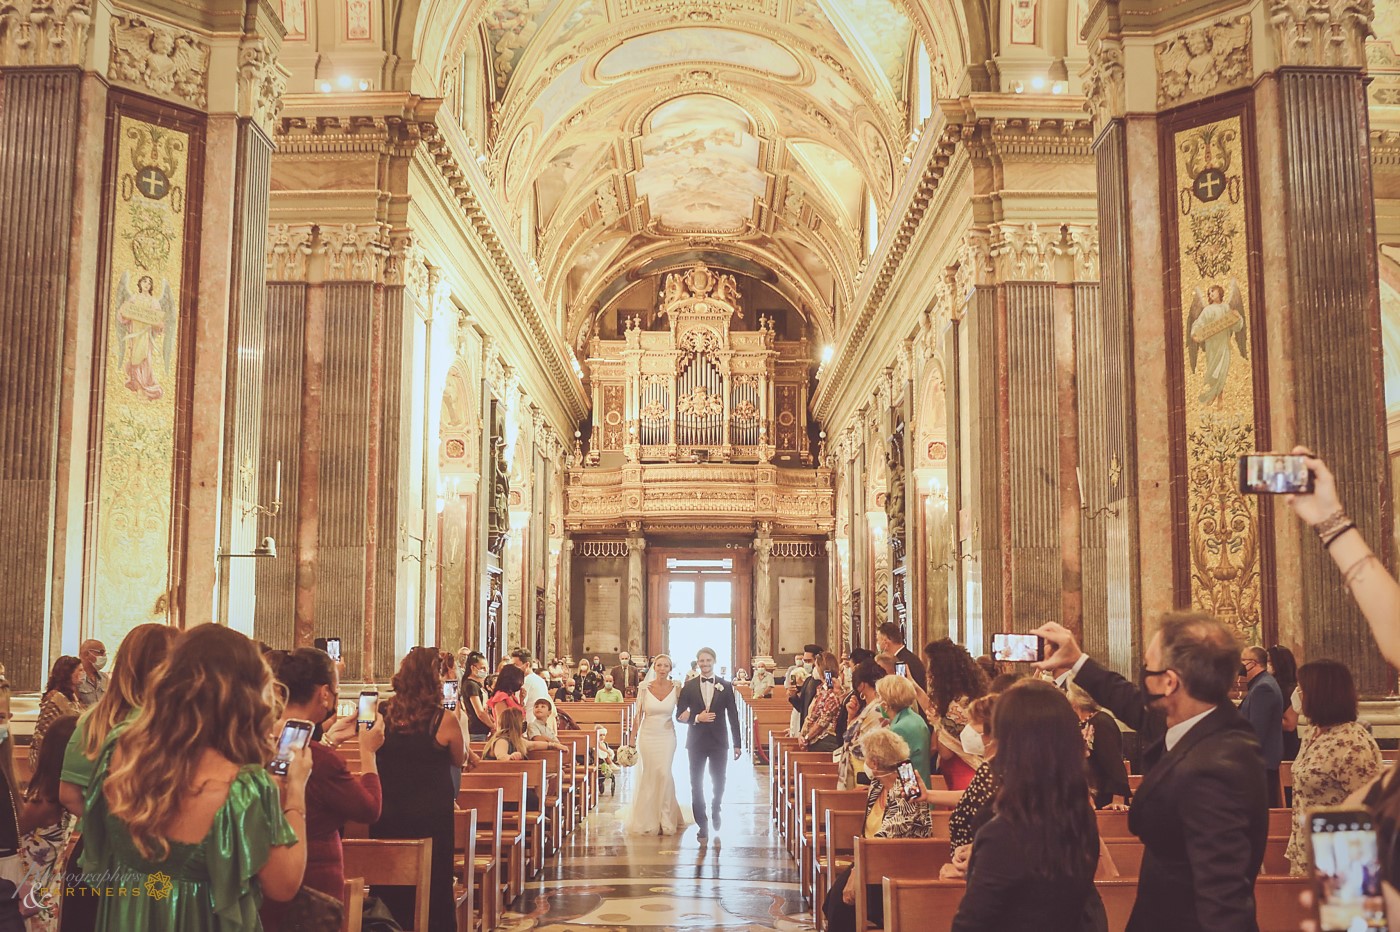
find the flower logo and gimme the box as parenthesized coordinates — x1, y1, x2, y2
(145, 871, 173, 901)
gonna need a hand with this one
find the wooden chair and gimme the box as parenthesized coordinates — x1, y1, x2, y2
(341, 877, 365, 932)
(450, 808, 477, 932)
(459, 773, 527, 901)
(1102, 839, 1144, 878)
(802, 788, 867, 905)
(852, 837, 950, 932)
(881, 877, 963, 932)
(342, 838, 432, 931)
(456, 789, 505, 929)
(815, 808, 865, 932)
(1095, 878, 1138, 930)
(1255, 875, 1310, 931)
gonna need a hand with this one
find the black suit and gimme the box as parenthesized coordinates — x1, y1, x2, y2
(891, 646, 926, 690)
(1073, 658, 1268, 932)
(675, 675, 742, 830)
(610, 663, 640, 698)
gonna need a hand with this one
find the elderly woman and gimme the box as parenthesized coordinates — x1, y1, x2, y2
(1285, 659, 1382, 875)
(822, 728, 931, 932)
(1066, 683, 1131, 810)
(877, 673, 931, 786)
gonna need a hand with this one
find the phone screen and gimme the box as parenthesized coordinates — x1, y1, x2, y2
(358, 690, 378, 727)
(895, 662, 908, 677)
(992, 633, 1044, 663)
(442, 679, 459, 711)
(823, 670, 834, 688)
(1309, 808, 1387, 931)
(895, 760, 923, 801)
(268, 719, 313, 776)
(1239, 454, 1314, 495)
(326, 637, 341, 661)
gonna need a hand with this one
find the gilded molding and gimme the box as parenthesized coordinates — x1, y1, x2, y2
(0, 0, 91, 66)
(109, 11, 209, 108)
(1083, 36, 1126, 128)
(1269, 0, 1373, 68)
(265, 222, 314, 281)
(1155, 16, 1252, 109)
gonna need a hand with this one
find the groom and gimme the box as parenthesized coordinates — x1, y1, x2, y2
(676, 646, 742, 838)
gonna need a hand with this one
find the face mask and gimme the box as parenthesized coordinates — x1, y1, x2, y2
(1141, 667, 1170, 704)
(0, 725, 9, 744)
(960, 724, 985, 757)
(1238, 663, 1248, 677)
(803, 661, 814, 672)
(92, 654, 108, 672)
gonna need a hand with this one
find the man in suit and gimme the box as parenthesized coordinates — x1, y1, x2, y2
(1238, 645, 1284, 807)
(676, 646, 742, 839)
(875, 623, 925, 690)
(1034, 613, 1267, 932)
(610, 651, 641, 699)
(788, 643, 822, 725)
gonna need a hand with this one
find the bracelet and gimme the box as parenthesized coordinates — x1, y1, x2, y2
(1322, 523, 1356, 549)
(282, 806, 307, 819)
(1343, 553, 1379, 587)
(1314, 510, 1350, 540)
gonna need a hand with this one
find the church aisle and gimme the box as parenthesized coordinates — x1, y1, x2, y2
(499, 755, 817, 931)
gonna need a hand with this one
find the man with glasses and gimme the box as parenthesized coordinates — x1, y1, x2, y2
(1033, 614, 1267, 932)
(1237, 645, 1284, 807)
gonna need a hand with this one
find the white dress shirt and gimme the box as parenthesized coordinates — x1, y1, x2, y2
(700, 676, 715, 710)
(1164, 707, 1214, 751)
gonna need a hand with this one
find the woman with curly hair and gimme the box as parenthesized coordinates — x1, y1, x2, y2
(371, 647, 467, 932)
(80, 624, 309, 930)
(913, 638, 989, 791)
(29, 658, 83, 768)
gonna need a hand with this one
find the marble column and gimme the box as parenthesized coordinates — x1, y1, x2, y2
(556, 538, 573, 659)
(626, 524, 646, 654)
(961, 285, 1001, 650)
(754, 524, 774, 656)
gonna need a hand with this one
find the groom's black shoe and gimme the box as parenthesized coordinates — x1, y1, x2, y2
(712, 810, 722, 832)
(696, 823, 709, 840)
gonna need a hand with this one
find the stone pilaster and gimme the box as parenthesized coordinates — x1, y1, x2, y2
(754, 523, 774, 656)
(626, 523, 645, 655)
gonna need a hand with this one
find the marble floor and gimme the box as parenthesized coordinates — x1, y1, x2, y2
(499, 749, 818, 932)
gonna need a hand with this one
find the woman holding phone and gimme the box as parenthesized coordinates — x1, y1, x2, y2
(80, 624, 310, 929)
(261, 649, 384, 931)
(372, 647, 466, 932)
(797, 652, 843, 753)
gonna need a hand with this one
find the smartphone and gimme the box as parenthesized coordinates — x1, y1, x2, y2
(895, 760, 923, 801)
(1308, 806, 1387, 931)
(1238, 453, 1314, 495)
(895, 662, 908, 677)
(823, 670, 834, 688)
(441, 679, 459, 711)
(326, 637, 342, 661)
(268, 718, 314, 776)
(992, 633, 1045, 663)
(358, 689, 378, 728)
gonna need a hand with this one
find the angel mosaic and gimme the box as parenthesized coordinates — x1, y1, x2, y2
(114, 272, 176, 401)
(1187, 278, 1247, 407)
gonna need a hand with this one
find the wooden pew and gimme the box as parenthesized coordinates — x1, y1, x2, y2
(450, 808, 476, 932)
(530, 746, 573, 844)
(769, 735, 800, 822)
(342, 838, 432, 931)
(1096, 878, 1138, 930)
(470, 761, 548, 875)
(456, 789, 505, 929)
(851, 837, 951, 932)
(803, 788, 867, 907)
(1096, 809, 1132, 839)
(881, 877, 963, 932)
(815, 808, 865, 932)
(459, 772, 527, 901)
(781, 752, 831, 843)
(1259, 835, 1292, 875)
(341, 877, 364, 932)
(1103, 839, 1145, 878)
(1255, 875, 1309, 931)
(930, 810, 952, 839)
(1267, 808, 1291, 836)
(554, 701, 631, 746)
(790, 762, 840, 855)
(557, 730, 598, 813)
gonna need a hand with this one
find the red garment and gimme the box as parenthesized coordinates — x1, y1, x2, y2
(487, 692, 523, 716)
(941, 754, 977, 791)
(262, 741, 382, 930)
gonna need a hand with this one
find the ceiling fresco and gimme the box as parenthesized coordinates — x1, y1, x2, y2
(450, 0, 935, 344)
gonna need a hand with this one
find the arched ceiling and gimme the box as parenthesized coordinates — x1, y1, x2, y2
(427, 0, 962, 347)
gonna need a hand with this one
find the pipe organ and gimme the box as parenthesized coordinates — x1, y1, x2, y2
(585, 262, 814, 465)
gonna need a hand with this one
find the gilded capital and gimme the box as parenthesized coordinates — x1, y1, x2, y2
(0, 0, 91, 67)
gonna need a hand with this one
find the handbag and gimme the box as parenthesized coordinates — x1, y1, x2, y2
(279, 884, 344, 932)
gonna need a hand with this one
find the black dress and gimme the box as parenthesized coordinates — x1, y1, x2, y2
(1084, 711, 1132, 808)
(461, 676, 491, 738)
(371, 706, 455, 932)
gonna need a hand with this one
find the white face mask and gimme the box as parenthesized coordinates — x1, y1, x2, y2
(0, 724, 9, 744)
(960, 724, 985, 757)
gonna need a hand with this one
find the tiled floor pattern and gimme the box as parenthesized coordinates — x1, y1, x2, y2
(499, 750, 817, 932)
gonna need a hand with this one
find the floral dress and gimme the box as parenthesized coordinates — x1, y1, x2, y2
(19, 810, 74, 932)
(1286, 720, 1382, 875)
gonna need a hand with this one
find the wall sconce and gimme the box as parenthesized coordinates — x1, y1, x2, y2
(926, 476, 949, 508)
(242, 461, 283, 518)
(219, 536, 278, 559)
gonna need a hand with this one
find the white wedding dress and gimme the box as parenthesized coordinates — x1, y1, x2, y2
(624, 682, 687, 836)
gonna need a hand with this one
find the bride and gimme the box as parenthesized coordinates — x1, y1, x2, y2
(624, 654, 686, 835)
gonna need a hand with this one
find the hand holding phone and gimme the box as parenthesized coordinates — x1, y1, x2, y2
(895, 760, 923, 801)
(268, 719, 314, 777)
(992, 633, 1045, 663)
(358, 689, 379, 729)
(823, 670, 834, 688)
(1308, 807, 1387, 931)
(895, 662, 908, 677)
(442, 679, 459, 711)
(1239, 453, 1314, 495)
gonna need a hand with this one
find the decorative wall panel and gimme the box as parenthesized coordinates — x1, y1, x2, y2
(600, 383, 624, 450)
(1163, 106, 1270, 645)
(89, 104, 202, 647)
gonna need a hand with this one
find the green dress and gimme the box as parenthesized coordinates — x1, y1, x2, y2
(81, 741, 297, 931)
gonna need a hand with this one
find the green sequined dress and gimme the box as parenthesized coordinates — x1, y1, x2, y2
(81, 748, 297, 931)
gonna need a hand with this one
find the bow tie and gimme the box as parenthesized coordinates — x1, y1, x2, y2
(701, 677, 715, 684)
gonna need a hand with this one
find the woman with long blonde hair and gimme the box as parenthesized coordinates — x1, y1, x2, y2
(370, 646, 466, 932)
(625, 653, 686, 836)
(81, 624, 309, 929)
(483, 706, 536, 761)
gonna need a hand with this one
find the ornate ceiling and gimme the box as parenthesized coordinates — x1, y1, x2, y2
(435, 0, 950, 349)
